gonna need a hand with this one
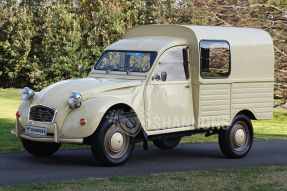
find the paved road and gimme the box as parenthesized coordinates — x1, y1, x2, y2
(0, 140, 286, 186)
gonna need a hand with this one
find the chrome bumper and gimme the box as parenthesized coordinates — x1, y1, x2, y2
(12, 119, 83, 144)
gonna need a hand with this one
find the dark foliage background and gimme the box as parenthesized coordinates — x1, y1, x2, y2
(0, 0, 286, 98)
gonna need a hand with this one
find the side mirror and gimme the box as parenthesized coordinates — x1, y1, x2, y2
(152, 74, 160, 81)
(161, 71, 167, 81)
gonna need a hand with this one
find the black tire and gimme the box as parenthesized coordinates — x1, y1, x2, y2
(21, 139, 61, 157)
(218, 114, 253, 158)
(152, 137, 181, 150)
(91, 114, 135, 166)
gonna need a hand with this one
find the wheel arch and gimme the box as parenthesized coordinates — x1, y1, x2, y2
(97, 102, 146, 137)
(234, 109, 256, 121)
(105, 104, 151, 153)
(106, 103, 136, 114)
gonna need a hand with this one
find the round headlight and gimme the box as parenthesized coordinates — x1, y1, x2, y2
(68, 91, 82, 108)
(21, 87, 35, 101)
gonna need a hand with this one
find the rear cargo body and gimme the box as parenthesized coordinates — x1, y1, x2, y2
(126, 25, 274, 130)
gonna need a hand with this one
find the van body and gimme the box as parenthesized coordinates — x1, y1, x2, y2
(12, 25, 274, 165)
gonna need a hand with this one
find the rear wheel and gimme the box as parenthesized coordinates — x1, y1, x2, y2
(218, 114, 253, 158)
(153, 137, 181, 150)
(21, 139, 61, 157)
(91, 114, 135, 166)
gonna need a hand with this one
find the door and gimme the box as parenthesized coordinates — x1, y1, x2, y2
(145, 46, 194, 131)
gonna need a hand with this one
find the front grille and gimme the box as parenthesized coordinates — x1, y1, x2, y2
(29, 105, 56, 123)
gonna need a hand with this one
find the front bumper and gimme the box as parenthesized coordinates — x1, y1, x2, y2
(11, 118, 83, 144)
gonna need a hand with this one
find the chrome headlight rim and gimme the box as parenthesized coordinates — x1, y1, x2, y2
(68, 91, 82, 108)
(21, 87, 35, 102)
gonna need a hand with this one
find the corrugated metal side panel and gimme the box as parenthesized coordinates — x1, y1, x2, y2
(231, 82, 273, 120)
(199, 84, 231, 128)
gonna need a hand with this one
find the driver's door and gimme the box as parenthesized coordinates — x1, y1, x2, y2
(145, 46, 194, 131)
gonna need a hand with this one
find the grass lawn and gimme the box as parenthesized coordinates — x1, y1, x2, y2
(1, 166, 287, 190)
(0, 91, 286, 153)
(0, 88, 21, 94)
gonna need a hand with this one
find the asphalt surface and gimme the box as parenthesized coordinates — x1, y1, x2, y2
(0, 140, 286, 186)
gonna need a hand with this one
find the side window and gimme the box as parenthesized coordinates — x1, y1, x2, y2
(200, 41, 230, 78)
(154, 47, 189, 81)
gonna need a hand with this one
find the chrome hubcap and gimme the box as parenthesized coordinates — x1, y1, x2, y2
(104, 124, 129, 159)
(230, 121, 249, 152)
(234, 129, 245, 145)
(110, 132, 124, 151)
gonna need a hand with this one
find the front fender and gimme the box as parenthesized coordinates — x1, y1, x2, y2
(61, 97, 133, 138)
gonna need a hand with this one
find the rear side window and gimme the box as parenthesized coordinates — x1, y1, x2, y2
(200, 40, 230, 78)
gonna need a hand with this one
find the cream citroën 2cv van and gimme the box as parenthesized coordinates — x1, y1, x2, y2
(12, 25, 274, 165)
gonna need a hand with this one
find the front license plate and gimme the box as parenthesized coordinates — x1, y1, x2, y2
(25, 125, 47, 136)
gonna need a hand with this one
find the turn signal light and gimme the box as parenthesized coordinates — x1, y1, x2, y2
(80, 118, 86, 126)
(16, 111, 20, 118)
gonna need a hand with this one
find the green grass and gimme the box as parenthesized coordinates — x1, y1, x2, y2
(0, 88, 22, 94)
(0, 91, 286, 153)
(2, 166, 287, 190)
(0, 93, 23, 153)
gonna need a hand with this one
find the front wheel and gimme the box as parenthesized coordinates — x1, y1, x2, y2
(91, 116, 135, 166)
(21, 139, 61, 156)
(218, 114, 253, 158)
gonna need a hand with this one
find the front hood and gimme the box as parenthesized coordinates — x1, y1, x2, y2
(32, 78, 142, 108)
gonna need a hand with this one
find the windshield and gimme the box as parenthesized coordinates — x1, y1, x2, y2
(94, 51, 157, 72)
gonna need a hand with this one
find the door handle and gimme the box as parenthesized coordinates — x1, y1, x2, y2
(185, 84, 191, 88)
